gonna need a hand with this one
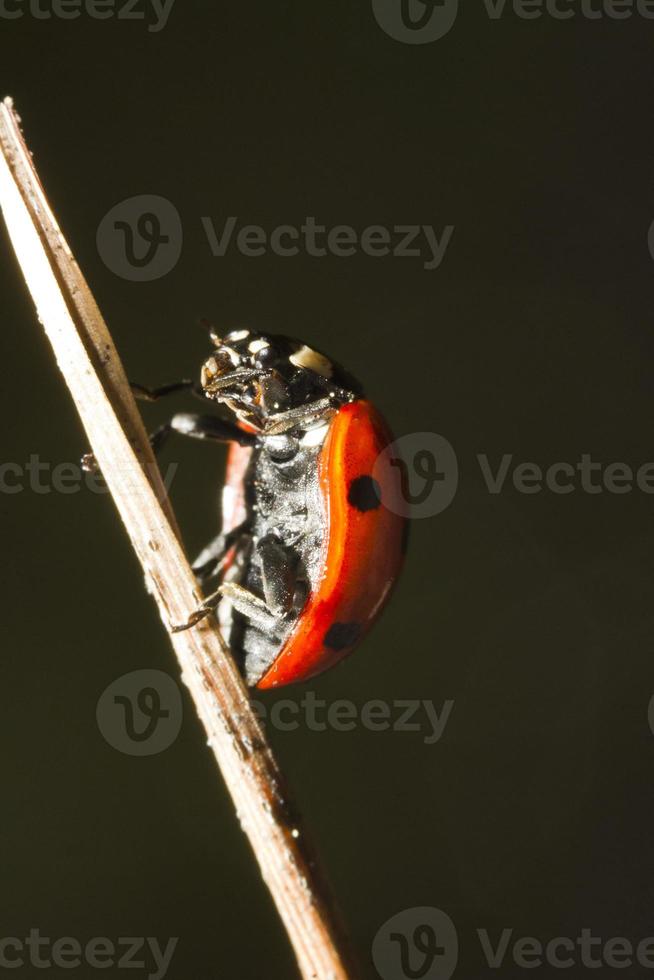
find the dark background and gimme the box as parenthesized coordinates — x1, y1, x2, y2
(2, 2, 654, 978)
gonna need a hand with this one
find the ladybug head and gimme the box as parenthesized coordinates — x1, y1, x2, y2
(200, 329, 362, 431)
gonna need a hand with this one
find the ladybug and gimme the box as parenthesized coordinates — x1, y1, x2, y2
(130, 328, 407, 689)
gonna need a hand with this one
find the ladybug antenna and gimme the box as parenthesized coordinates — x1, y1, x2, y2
(198, 317, 222, 347)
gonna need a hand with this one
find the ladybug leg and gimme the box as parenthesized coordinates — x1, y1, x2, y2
(263, 398, 335, 436)
(131, 371, 256, 449)
(148, 413, 256, 455)
(257, 534, 296, 617)
(179, 536, 295, 629)
(171, 581, 278, 633)
(218, 583, 280, 629)
(191, 523, 248, 584)
(81, 376, 254, 470)
(82, 413, 255, 473)
(130, 380, 205, 402)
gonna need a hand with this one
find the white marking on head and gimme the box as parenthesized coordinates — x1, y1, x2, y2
(227, 329, 249, 341)
(249, 339, 269, 354)
(201, 357, 219, 386)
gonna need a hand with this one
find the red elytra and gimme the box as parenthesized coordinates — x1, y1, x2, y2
(221, 400, 407, 689)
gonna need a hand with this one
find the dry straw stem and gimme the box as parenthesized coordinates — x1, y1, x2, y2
(0, 97, 353, 980)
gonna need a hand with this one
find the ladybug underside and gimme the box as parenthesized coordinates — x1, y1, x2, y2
(219, 425, 330, 685)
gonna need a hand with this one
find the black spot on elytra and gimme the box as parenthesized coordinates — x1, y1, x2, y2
(324, 622, 361, 651)
(348, 475, 381, 512)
